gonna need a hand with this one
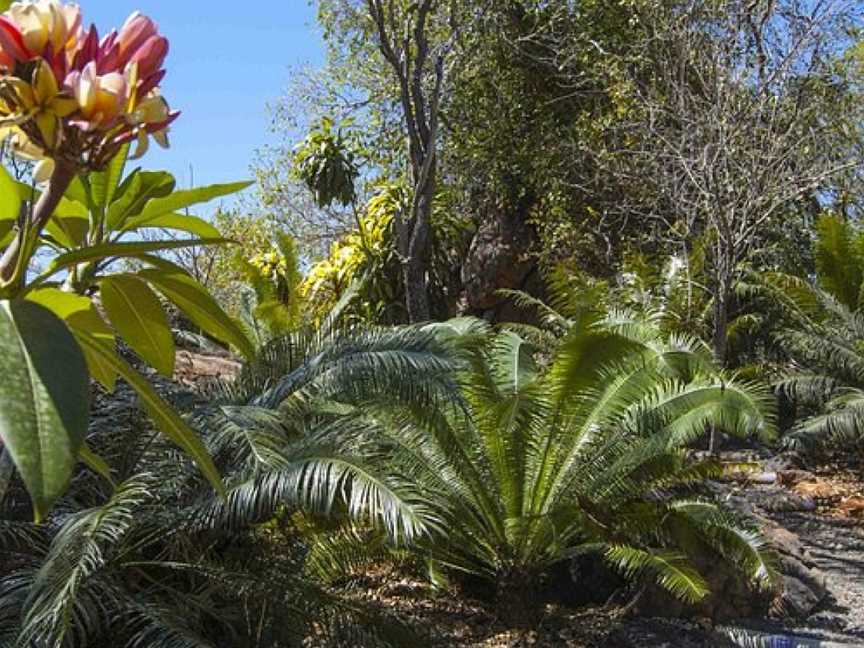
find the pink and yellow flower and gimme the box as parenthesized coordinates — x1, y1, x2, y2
(0, 1, 176, 170)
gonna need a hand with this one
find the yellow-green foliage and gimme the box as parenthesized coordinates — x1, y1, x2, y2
(241, 234, 304, 335)
(206, 211, 275, 313)
(301, 183, 404, 321)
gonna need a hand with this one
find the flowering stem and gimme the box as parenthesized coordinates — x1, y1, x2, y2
(0, 160, 78, 292)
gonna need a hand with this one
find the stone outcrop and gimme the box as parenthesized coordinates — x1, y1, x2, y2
(461, 209, 536, 314)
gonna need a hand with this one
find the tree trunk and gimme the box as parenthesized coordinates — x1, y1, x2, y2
(709, 278, 731, 454)
(496, 568, 540, 628)
(402, 169, 434, 323)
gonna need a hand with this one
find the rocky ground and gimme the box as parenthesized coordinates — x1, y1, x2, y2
(718, 462, 864, 648)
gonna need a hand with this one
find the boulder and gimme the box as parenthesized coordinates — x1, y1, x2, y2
(174, 350, 241, 388)
(759, 521, 829, 619)
(461, 209, 536, 312)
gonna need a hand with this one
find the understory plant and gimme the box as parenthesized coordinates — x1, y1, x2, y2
(762, 214, 864, 455)
(0, 309, 456, 646)
(238, 232, 304, 338)
(206, 315, 778, 625)
(0, 372, 426, 648)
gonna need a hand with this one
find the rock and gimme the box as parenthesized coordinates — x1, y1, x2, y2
(763, 452, 806, 472)
(461, 209, 536, 312)
(837, 497, 864, 518)
(777, 470, 817, 487)
(174, 350, 241, 387)
(633, 482, 829, 623)
(761, 521, 829, 619)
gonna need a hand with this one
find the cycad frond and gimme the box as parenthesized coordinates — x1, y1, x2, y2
(14, 477, 152, 647)
(239, 318, 776, 612)
(765, 268, 864, 451)
(603, 545, 710, 603)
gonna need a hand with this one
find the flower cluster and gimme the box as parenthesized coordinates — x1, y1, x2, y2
(0, 1, 177, 178)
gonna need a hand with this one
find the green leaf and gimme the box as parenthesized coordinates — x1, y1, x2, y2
(90, 145, 129, 209)
(26, 288, 117, 390)
(73, 329, 224, 496)
(0, 220, 14, 248)
(40, 238, 231, 277)
(137, 258, 255, 359)
(106, 170, 176, 230)
(44, 215, 89, 249)
(121, 212, 221, 238)
(0, 165, 21, 221)
(64, 175, 90, 207)
(101, 275, 175, 376)
(815, 214, 863, 310)
(0, 300, 89, 521)
(136, 181, 253, 222)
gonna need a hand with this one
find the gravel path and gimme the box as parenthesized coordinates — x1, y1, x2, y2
(723, 510, 864, 647)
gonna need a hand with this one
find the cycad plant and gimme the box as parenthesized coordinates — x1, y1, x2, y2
(761, 214, 864, 454)
(0, 323, 458, 647)
(214, 315, 777, 625)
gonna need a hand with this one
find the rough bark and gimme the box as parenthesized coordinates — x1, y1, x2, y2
(495, 568, 540, 628)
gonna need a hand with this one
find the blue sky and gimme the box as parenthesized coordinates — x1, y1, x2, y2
(82, 0, 325, 192)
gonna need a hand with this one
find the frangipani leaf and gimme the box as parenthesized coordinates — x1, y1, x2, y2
(27, 288, 117, 391)
(122, 212, 220, 238)
(0, 300, 89, 521)
(101, 275, 175, 376)
(135, 181, 253, 222)
(40, 238, 231, 277)
(106, 170, 176, 229)
(136, 257, 255, 359)
(0, 164, 21, 221)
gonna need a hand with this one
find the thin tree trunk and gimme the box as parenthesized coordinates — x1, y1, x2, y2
(709, 278, 731, 454)
(402, 158, 435, 323)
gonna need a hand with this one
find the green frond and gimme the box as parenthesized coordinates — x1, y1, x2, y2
(670, 501, 777, 592)
(17, 477, 153, 647)
(604, 545, 710, 603)
(496, 288, 571, 334)
(197, 439, 439, 542)
(118, 601, 215, 648)
(784, 389, 864, 450)
(302, 524, 400, 585)
(760, 272, 822, 320)
(814, 213, 864, 310)
(775, 373, 839, 406)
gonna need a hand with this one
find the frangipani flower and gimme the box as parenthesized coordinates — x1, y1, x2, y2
(0, 1, 177, 173)
(65, 61, 128, 129)
(6, 1, 81, 61)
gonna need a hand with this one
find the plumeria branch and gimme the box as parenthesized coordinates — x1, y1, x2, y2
(0, 158, 76, 287)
